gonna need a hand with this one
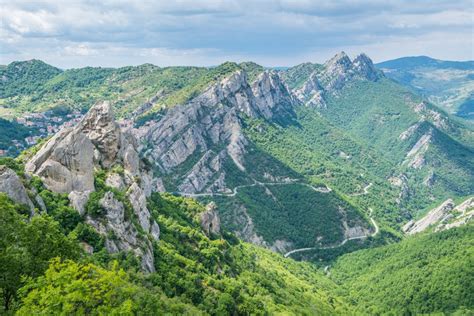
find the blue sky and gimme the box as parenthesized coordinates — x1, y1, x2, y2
(1, 0, 473, 68)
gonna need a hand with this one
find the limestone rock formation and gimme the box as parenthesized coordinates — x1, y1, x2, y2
(403, 198, 474, 235)
(291, 52, 382, 107)
(140, 69, 296, 194)
(25, 101, 160, 272)
(0, 166, 34, 210)
(403, 199, 455, 234)
(200, 202, 221, 236)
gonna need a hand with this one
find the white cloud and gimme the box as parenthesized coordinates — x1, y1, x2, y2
(0, 0, 472, 67)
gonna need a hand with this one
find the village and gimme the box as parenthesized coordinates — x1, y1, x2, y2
(0, 110, 84, 156)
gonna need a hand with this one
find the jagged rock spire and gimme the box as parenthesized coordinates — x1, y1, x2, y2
(25, 100, 160, 273)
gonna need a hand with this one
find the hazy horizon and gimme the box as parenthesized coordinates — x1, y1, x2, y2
(3, 53, 474, 71)
(1, 1, 473, 69)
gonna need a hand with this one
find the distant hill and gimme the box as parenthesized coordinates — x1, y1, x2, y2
(377, 56, 474, 70)
(376, 56, 474, 119)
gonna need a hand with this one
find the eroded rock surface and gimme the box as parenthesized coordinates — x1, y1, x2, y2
(0, 166, 34, 210)
(200, 202, 221, 236)
(25, 101, 160, 272)
(402, 198, 474, 235)
(140, 69, 296, 194)
(292, 52, 382, 107)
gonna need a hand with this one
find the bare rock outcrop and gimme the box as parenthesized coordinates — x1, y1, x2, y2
(25, 101, 160, 272)
(404, 197, 474, 235)
(141, 69, 296, 194)
(200, 202, 221, 236)
(86, 192, 155, 272)
(289, 52, 382, 108)
(0, 166, 34, 210)
(403, 199, 455, 234)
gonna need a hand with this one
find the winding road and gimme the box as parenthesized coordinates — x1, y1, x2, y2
(350, 182, 373, 196)
(173, 180, 332, 198)
(283, 207, 379, 258)
(173, 178, 379, 260)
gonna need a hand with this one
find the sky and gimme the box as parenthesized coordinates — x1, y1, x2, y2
(1, 0, 473, 68)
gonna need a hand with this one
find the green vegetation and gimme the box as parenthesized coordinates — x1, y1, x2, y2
(1, 157, 472, 314)
(322, 79, 474, 216)
(0, 60, 62, 98)
(217, 183, 368, 248)
(0, 60, 262, 119)
(332, 225, 474, 314)
(281, 62, 323, 90)
(376, 56, 474, 118)
(0, 188, 354, 314)
(0, 194, 80, 311)
(17, 259, 201, 315)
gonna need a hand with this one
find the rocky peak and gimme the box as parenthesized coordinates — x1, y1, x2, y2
(324, 51, 352, 72)
(352, 53, 381, 81)
(76, 101, 121, 168)
(25, 101, 160, 272)
(291, 52, 382, 107)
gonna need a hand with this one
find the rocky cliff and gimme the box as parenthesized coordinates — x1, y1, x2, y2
(403, 197, 474, 234)
(25, 101, 160, 272)
(138, 69, 296, 194)
(293, 52, 383, 107)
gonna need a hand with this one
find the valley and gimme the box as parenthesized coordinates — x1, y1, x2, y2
(0, 52, 472, 315)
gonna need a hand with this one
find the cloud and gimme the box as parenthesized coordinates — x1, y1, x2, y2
(0, 0, 472, 67)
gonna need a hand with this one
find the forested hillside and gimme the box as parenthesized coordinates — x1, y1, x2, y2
(332, 225, 474, 314)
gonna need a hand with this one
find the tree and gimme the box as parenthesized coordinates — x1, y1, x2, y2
(17, 259, 202, 315)
(0, 194, 80, 311)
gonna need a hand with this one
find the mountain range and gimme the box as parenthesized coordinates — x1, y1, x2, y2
(377, 56, 474, 119)
(0, 52, 473, 314)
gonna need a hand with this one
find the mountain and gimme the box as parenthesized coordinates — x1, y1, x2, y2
(376, 56, 474, 119)
(0, 103, 356, 314)
(0, 53, 473, 314)
(0, 59, 62, 98)
(285, 53, 474, 225)
(2, 53, 473, 251)
(137, 69, 373, 253)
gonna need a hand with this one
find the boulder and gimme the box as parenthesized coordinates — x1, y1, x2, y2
(200, 202, 221, 236)
(0, 166, 34, 211)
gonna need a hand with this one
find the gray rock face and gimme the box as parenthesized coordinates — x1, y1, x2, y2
(68, 190, 92, 216)
(25, 101, 160, 273)
(294, 72, 326, 108)
(86, 191, 155, 272)
(127, 182, 152, 233)
(25, 130, 95, 194)
(141, 69, 296, 194)
(404, 197, 474, 234)
(0, 166, 34, 210)
(200, 202, 221, 235)
(290, 52, 382, 107)
(76, 101, 121, 168)
(251, 71, 296, 120)
(404, 199, 455, 234)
